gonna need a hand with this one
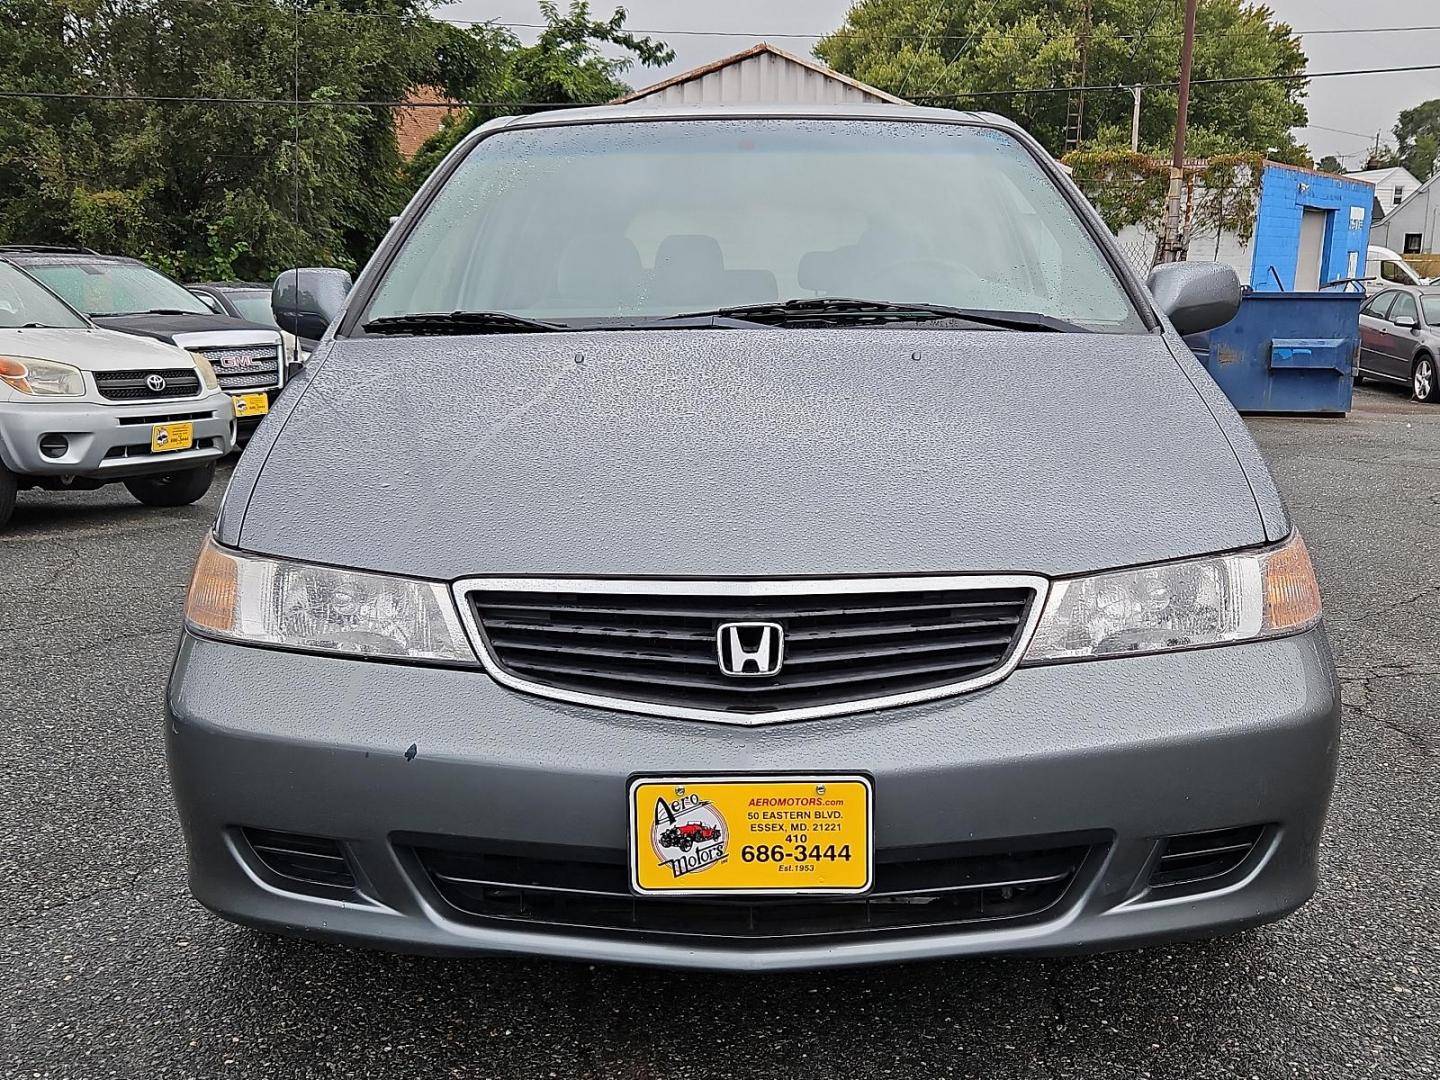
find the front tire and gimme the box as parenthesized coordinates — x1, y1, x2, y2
(0, 461, 16, 531)
(1414, 355, 1439, 402)
(124, 463, 215, 507)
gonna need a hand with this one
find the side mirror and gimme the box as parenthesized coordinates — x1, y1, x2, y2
(1146, 262, 1242, 337)
(272, 267, 353, 341)
(191, 290, 222, 314)
(1393, 314, 1419, 330)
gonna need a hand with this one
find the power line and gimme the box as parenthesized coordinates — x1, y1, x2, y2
(916, 62, 1440, 101)
(6, 61, 1440, 111)
(0, 90, 570, 109)
(121, 0, 1440, 45)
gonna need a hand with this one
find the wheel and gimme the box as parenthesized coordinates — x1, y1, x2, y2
(1413, 355, 1439, 402)
(123, 463, 215, 507)
(0, 460, 16, 531)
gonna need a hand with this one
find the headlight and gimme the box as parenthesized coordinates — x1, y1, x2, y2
(1023, 532, 1321, 663)
(0, 355, 85, 396)
(184, 537, 478, 665)
(190, 351, 220, 392)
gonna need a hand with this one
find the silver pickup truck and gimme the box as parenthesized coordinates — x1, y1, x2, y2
(0, 259, 234, 530)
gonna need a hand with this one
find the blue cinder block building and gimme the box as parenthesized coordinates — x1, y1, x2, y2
(1114, 161, 1374, 291)
(1245, 162, 1373, 292)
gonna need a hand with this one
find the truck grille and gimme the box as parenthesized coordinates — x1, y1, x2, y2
(463, 577, 1042, 723)
(193, 344, 281, 390)
(414, 837, 1096, 941)
(93, 368, 200, 401)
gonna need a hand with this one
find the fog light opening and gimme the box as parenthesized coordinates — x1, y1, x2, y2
(38, 433, 69, 459)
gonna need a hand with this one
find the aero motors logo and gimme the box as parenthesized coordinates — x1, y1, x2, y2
(651, 791, 728, 880)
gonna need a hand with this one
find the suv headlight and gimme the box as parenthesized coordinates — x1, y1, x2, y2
(190, 352, 220, 392)
(1023, 532, 1321, 663)
(184, 537, 478, 665)
(0, 355, 85, 397)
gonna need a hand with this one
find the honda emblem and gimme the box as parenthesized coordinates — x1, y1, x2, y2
(715, 621, 784, 677)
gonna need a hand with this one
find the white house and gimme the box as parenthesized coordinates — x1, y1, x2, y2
(1346, 165, 1422, 221)
(612, 43, 906, 107)
(1368, 172, 1440, 255)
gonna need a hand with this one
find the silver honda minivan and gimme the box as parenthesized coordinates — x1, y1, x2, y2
(167, 104, 1338, 971)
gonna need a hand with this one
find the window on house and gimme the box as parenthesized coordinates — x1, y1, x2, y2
(1394, 186, 1406, 205)
(1405, 233, 1423, 254)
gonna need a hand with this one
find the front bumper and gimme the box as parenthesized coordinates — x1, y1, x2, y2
(166, 628, 1340, 971)
(0, 392, 234, 480)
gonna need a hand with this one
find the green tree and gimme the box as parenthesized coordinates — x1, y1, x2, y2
(1395, 100, 1440, 180)
(1315, 154, 1343, 174)
(0, 0, 668, 280)
(815, 0, 1310, 161)
(404, 2, 672, 186)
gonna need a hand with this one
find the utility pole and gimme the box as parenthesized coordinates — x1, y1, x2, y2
(1129, 85, 1142, 152)
(1160, 0, 1198, 263)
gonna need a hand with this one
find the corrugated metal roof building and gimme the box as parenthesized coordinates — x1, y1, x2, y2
(612, 43, 906, 107)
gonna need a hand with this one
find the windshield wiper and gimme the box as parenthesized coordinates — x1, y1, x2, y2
(92, 308, 204, 317)
(671, 297, 1091, 333)
(363, 310, 566, 335)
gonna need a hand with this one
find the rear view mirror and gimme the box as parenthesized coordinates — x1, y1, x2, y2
(1146, 262, 1242, 337)
(272, 268, 353, 341)
(1393, 314, 1419, 329)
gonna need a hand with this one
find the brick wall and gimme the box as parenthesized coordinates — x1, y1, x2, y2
(395, 86, 459, 159)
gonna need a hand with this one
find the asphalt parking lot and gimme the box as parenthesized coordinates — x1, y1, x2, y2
(2, 384, 1436, 1080)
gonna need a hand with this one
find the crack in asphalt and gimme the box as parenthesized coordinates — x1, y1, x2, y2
(1352, 581, 1440, 624)
(1339, 664, 1440, 753)
(8, 622, 178, 662)
(5, 867, 186, 933)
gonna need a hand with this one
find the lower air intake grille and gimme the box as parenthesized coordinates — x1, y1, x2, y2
(465, 578, 1040, 721)
(1148, 825, 1267, 895)
(243, 828, 356, 892)
(415, 839, 1094, 941)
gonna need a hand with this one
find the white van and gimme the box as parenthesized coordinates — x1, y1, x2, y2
(1363, 245, 1429, 292)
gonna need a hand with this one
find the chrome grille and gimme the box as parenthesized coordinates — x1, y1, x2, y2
(194, 344, 281, 390)
(461, 577, 1044, 723)
(93, 368, 200, 401)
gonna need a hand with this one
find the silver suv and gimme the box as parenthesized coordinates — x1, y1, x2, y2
(167, 105, 1338, 971)
(0, 260, 234, 529)
(0, 248, 286, 435)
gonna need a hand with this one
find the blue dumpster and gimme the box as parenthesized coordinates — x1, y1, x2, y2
(1185, 291, 1364, 415)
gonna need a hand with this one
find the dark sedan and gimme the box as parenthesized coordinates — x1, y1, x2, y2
(1357, 285, 1440, 402)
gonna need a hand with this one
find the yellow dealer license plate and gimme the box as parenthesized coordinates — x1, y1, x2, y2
(149, 421, 193, 453)
(629, 775, 873, 896)
(232, 391, 269, 418)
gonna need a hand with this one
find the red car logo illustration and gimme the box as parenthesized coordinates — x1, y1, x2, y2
(659, 821, 721, 852)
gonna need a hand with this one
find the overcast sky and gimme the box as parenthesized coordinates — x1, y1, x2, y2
(438, 0, 1439, 164)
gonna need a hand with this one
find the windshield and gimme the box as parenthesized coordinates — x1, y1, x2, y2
(228, 291, 279, 326)
(1423, 297, 1440, 325)
(365, 119, 1144, 333)
(24, 260, 212, 317)
(0, 261, 88, 329)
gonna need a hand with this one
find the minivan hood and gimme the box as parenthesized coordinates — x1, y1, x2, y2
(238, 330, 1266, 579)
